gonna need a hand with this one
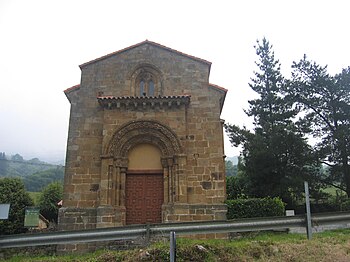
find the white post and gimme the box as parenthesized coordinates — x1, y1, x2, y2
(304, 181, 312, 240)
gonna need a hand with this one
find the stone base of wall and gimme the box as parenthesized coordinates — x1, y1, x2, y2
(57, 203, 227, 253)
(162, 203, 228, 239)
(162, 203, 227, 222)
(57, 207, 97, 253)
(58, 207, 97, 231)
(96, 205, 125, 228)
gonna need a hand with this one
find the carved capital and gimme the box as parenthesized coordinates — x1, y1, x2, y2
(167, 157, 174, 167)
(161, 157, 169, 168)
(114, 157, 128, 168)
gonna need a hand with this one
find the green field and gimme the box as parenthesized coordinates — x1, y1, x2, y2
(3, 229, 350, 261)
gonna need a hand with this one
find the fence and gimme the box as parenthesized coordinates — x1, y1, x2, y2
(1, 211, 350, 249)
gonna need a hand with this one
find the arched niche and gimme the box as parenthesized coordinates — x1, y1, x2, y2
(128, 63, 164, 97)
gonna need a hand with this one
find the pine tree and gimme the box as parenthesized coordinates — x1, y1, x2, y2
(290, 57, 350, 196)
(225, 38, 317, 205)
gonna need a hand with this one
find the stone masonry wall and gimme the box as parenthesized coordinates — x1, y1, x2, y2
(61, 42, 227, 244)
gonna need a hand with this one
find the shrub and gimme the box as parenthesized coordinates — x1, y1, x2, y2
(0, 177, 34, 234)
(340, 199, 350, 211)
(38, 182, 63, 222)
(226, 197, 285, 219)
(226, 176, 248, 199)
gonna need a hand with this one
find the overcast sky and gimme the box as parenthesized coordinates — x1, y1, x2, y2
(0, 0, 349, 163)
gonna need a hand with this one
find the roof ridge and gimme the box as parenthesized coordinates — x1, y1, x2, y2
(79, 40, 212, 68)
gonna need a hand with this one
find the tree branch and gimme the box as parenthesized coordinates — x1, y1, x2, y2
(320, 161, 336, 167)
(320, 179, 346, 192)
(300, 99, 335, 133)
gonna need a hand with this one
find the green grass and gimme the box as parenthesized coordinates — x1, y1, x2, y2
(3, 229, 350, 261)
(322, 186, 347, 198)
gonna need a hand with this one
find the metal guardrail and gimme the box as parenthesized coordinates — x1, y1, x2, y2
(1, 211, 350, 249)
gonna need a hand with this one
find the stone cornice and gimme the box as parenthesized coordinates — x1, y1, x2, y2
(97, 95, 190, 110)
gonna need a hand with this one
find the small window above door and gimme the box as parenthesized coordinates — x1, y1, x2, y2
(130, 64, 163, 97)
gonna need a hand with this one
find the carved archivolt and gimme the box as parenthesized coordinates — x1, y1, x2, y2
(106, 120, 182, 158)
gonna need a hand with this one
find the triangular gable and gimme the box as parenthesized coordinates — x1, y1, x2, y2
(79, 40, 212, 69)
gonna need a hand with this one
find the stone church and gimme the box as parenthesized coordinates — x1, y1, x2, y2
(59, 40, 227, 232)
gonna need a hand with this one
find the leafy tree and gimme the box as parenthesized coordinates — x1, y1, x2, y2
(225, 160, 236, 176)
(0, 177, 34, 234)
(0, 152, 9, 176)
(38, 182, 63, 222)
(225, 38, 317, 205)
(226, 175, 248, 199)
(289, 58, 350, 195)
(226, 157, 249, 199)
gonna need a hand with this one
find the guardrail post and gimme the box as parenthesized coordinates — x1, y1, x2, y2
(145, 223, 151, 245)
(170, 231, 176, 262)
(304, 181, 312, 240)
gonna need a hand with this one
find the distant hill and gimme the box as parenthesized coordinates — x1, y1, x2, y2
(0, 152, 62, 178)
(226, 156, 239, 165)
(23, 166, 64, 192)
(0, 152, 64, 191)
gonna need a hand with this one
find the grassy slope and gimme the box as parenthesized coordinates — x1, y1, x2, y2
(4, 229, 350, 261)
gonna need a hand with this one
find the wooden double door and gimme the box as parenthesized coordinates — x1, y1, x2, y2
(125, 173, 163, 225)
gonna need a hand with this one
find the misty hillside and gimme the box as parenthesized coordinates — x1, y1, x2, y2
(0, 152, 64, 191)
(0, 153, 60, 177)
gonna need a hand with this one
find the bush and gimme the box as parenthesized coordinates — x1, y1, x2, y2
(0, 177, 34, 234)
(38, 182, 63, 222)
(226, 176, 247, 199)
(340, 199, 350, 211)
(226, 197, 285, 219)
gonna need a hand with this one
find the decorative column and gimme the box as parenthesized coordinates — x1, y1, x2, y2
(114, 157, 128, 225)
(167, 157, 175, 203)
(99, 156, 114, 206)
(96, 156, 115, 228)
(161, 158, 169, 204)
(175, 154, 187, 203)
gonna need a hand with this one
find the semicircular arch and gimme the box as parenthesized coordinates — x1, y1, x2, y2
(106, 120, 182, 158)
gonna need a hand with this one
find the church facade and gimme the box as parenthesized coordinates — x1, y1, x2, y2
(59, 40, 227, 234)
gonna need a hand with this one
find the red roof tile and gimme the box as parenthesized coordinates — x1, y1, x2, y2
(209, 83, 228, 93)
(79, 40, 212, 68)
(64, 84, 80, 93)
(97, 95, 191, 100)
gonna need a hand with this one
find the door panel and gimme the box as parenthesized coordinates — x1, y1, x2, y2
(126, 174, 163, 225)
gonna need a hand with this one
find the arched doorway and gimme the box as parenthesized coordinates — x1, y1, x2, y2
(99, 120, 185, 226)
(126, 144, 163, 224)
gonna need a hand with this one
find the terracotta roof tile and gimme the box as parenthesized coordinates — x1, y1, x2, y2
(97, 95, 191, 110)
(97, 95, 191, 100)
(64, 84, 80, 93)
(209, 83, 228, 93)
(79, 40, 212, 68)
